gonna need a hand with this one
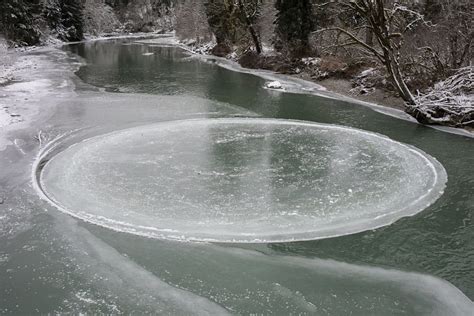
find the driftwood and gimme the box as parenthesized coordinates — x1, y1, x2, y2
(406, 67, 474, 127)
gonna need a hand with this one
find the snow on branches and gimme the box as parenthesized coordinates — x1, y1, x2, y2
(407, 66, 474, 127)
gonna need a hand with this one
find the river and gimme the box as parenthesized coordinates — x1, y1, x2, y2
(0, 38, 472, 314)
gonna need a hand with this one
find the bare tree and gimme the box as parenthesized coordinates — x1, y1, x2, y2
(237, 0, 262, 54)
(175, 0, 211, 43)
(314, 0, 424, 105)
(275, 0, 315, 57)
(312, 0, 473, 127)
(426, 0, 473, 69)
(255, 0, 276, 48)
(204, 0, 263, 55)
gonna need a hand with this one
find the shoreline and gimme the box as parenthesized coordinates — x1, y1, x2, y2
(0, 46, 81, 151)
(1, 33, 473, 139)
(136, 35, 474, 138)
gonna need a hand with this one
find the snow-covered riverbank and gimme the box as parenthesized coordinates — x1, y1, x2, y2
(0, 47, 80, 150)
(147, 36, 474, 138)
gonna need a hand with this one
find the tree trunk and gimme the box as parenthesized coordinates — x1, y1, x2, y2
(248, 25, 262, 54)
(365, 27, 373, 46)
(362, 0, 415, 105)
(391, 61, 416, 105)
(382, 51, 415, 105)
(237, 0, 262, 54)
(299, 0, 313, 56)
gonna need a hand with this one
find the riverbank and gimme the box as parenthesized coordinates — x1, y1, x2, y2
(305, 77, 404, 110)
(0, 32, 159, 145)
(0, 45, 80, 151)
(1, 33, 472, 139)
(172, 37, 473, 137)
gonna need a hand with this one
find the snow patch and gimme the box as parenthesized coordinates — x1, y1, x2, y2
(266, 81, 283, 90)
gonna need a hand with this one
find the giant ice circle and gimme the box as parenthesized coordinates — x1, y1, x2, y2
(36, 118, 447, 242)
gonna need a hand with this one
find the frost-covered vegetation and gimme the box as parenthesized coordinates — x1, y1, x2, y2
(408, 66, 473, 126)
(0, 0, 174, 46)
(174, 0, 473, 128)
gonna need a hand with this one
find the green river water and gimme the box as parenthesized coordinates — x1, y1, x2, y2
(0, 38, 472, 314)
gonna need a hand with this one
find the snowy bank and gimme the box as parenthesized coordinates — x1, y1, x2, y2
(0, 48, 80, 151)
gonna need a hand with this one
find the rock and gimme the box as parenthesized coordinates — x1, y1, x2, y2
(360, 87, 375, 95)
(320, 56, 348, 76)
(360, 67, 375, 77)
(351, 67, 387, 92)
(266, 81, 283, 89)
(238, 51, 261, 69)
(211, 43, 231, 57)
(183, 38, 196, 46)
(301, 57, 321, 66)
(227, 52, 238, 60)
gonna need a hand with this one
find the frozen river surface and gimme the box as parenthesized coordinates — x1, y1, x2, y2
(37, 118, 446, 242)
(0, 38, 473, 314)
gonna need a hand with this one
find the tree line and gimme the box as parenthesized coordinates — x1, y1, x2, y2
(0, 0, 84, 45)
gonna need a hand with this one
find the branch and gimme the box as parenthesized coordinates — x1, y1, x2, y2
(313, 27, 384, 61)
(312, 2, 333, 9)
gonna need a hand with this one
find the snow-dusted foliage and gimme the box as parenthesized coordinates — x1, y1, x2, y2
(407, 67, 474, 127)
(0, 0, 41, 46)
(83, 0, 121, 36)
(43, 0, 84, 42)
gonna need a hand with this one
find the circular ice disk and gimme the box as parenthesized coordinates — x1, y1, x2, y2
(37, 118, 447, 242)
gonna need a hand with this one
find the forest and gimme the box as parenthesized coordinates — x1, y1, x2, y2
(1, 0, 472, 127)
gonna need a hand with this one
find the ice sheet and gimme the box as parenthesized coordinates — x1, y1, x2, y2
(35, 118, 447, 242)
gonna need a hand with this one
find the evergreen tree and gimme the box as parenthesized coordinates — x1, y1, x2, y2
(205, 0, 238, 46)
(59, 0, 84, 41)
(205, 0, 263, 55)
(0, 0, 41, 46)
(43, 0, 84, 41)
(423, 0, 442, 21)
(237, 0, 262, 54)
(43, 0, 62, 32)
(274, 0, 314, 57)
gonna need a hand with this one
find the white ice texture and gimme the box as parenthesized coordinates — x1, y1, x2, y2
(38, 118, 447, 242)
(266, 81, 283, 89)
